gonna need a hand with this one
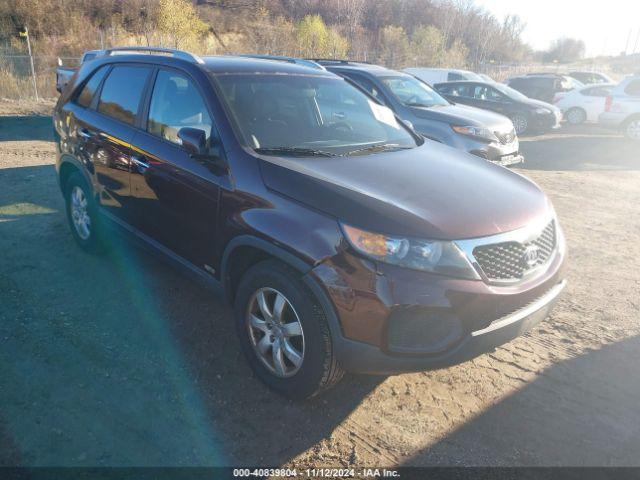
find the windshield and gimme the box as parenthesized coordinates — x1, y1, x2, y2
(212, 74, 419, 156)
(493, 83, 530, 101)
(381, 75, 450, 108)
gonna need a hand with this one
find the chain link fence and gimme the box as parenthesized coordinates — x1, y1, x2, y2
(0, 55, 81, 100)
(0, 51, 615, 101)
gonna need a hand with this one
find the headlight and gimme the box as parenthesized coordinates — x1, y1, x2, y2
(534, 107, 551, 114)
(341, 223, 480, 280)
(451, 125, 499, 142)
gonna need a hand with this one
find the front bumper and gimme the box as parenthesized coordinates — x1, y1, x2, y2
(334, 279, 565, 374)
(466, 138, 523, 165)
(310, 236, 566, 375)
(531, 111, 561, 131)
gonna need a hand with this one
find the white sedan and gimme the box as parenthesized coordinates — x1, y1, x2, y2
(555, 83, 616, 124)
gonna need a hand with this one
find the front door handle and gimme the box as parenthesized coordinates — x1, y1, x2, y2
(131, 155, 150, 173)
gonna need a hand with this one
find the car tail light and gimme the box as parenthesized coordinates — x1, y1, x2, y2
(605, 95, 613, 112)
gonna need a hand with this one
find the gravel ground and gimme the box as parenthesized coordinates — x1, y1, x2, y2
(1, 100, 639, 468)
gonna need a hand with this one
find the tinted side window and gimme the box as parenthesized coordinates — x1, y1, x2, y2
(625, 80, 640, 97)
(583, 86, 611, 97)
(97, 66, 150, 125)
(75, 66, 109, 108)
(448, 72, 464, 81)
(147, 69, 213, 145)
(343, 73, 388, 105)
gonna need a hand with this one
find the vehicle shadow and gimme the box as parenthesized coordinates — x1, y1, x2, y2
(399, 335, 640, 466)
(0, 115, 54, 142)
(0, 164, 382, 466)
(518, 125, 639, 171)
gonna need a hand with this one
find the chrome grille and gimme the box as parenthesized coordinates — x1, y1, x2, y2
(472, 221, 556, 281)
(495, 128, 516, 144)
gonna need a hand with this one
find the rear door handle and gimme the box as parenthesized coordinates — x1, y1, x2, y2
(131, 155, 150, 173)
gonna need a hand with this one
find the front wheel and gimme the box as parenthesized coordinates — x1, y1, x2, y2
(234, 260, 344, 399)
(624, 117, 640, 140)
(511, 114, 529, 135)
(565, 107, 586, 125)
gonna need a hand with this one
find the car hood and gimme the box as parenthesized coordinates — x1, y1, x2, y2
(258, 142, 550, 240)
(408, 103, 513, 132)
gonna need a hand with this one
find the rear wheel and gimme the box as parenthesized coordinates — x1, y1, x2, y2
(565, 107, 586, 125)
(64, 172, 106, 253)
(234, 260, 344, 399)
(624, 117, 640, 140)
(511, 114, 528, 135)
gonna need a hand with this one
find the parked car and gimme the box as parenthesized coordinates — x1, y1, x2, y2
(568, 71, 614, 85)
(318, 61, 522, 166)
(478, 73, 496, 83)
(599, 75, 640, 140)
(554, 83, 616, 124)
(54, 47, 566, 399)
(507, 74, 584, 104)
(403, 67, 483, 84)
(56, 49, 104, 93)
(434, 80, 562, 135)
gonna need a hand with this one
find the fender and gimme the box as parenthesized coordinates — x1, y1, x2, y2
(221, 235, 312, 293)
(220, 234, 346, 343)
(57, 153, 94, 194)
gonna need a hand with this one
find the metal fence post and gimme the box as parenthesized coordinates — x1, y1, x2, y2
(24, 27, 39, 101)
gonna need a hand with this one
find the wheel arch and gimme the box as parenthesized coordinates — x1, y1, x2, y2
(221, 235, 312, 304)
(58, 155, 92, 194)
(221, 235, 346, 355)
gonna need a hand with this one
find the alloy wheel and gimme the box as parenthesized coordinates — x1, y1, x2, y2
(566, 108, 586, 125)
(511, 115, 528, 135)
(626, 119, 640, 140)
(246, 287, 305, 378)
(70, 185, 91, 240)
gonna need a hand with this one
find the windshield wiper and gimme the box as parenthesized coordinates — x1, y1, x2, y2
(254, 146, 336, 157)
(342, 143, 412, 156)
(404, 102, 433, 108)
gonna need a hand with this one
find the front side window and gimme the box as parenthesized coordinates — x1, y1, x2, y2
(582, 86, 612, 97)
(213, 74, 419, 156)
(147, 69, 213, 146)
(380, 76, 449, 107)
(75, 66, 109, 108)
(472, 85, 504, 102)
(97, 66, 150, 125)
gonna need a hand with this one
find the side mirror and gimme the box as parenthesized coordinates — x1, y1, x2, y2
(178, 127, 207, 156)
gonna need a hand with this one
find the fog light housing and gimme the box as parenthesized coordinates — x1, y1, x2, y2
(386, 308, 463, 355)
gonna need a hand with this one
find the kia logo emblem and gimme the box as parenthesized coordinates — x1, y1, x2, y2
(523, 245, 540, 269)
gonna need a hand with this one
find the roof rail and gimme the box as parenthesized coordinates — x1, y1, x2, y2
(103, 46, 204, 64)
(237, 54, 326, 70)
(312, 58, 371, 65)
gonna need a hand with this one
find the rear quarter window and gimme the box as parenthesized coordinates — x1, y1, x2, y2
(97, 65, 151, 125)
(624, 80, 640, 97)
(75, 66, 109, 108)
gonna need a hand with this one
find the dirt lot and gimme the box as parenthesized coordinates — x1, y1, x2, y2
(1, 99, 640, 468)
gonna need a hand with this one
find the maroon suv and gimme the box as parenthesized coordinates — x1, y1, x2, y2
(54, 48, 567, 399)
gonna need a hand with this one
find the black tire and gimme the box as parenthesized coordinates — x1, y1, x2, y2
(64, 171, 106, 254)
(623, 116, 640, 141)
(511, 114, 529, 135)
(565, 107, 586, 125)
(234, 259, 344, 399)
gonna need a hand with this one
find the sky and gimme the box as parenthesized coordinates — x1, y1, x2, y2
(474, 0, 640, 57)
